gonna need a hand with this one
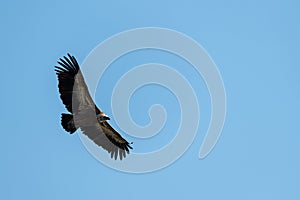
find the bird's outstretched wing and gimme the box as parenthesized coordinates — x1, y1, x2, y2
(55, 54, 132, 160)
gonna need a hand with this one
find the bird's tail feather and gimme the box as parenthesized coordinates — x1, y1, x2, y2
(61, 113, 77, 134)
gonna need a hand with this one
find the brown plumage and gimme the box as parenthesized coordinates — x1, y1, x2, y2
(55, 53, 132, 160)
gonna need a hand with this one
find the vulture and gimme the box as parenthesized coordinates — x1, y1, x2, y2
(55, 53, 132, 160)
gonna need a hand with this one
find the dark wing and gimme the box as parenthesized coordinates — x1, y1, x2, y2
(55, 54, 132, 160)
(100, 121, 133, 159)
(55, 53, 96, 114)
(76, 108, 133, 160)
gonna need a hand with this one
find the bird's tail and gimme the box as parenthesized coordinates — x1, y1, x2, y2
(61, 113, 77, 134)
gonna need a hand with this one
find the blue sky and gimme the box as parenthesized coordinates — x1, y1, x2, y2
(1, 0, 299, 199)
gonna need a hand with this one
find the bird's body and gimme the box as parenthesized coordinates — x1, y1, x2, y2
(55, 54, 132, 160)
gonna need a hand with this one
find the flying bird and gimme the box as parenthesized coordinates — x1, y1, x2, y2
(55, 53, 132, 160)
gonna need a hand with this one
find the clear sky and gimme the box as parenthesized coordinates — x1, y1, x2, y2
(1, 0, 299, 199)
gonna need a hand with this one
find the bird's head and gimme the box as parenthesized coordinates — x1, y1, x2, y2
(98, 112, 110, 122)
(100, 115, 110, 121)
